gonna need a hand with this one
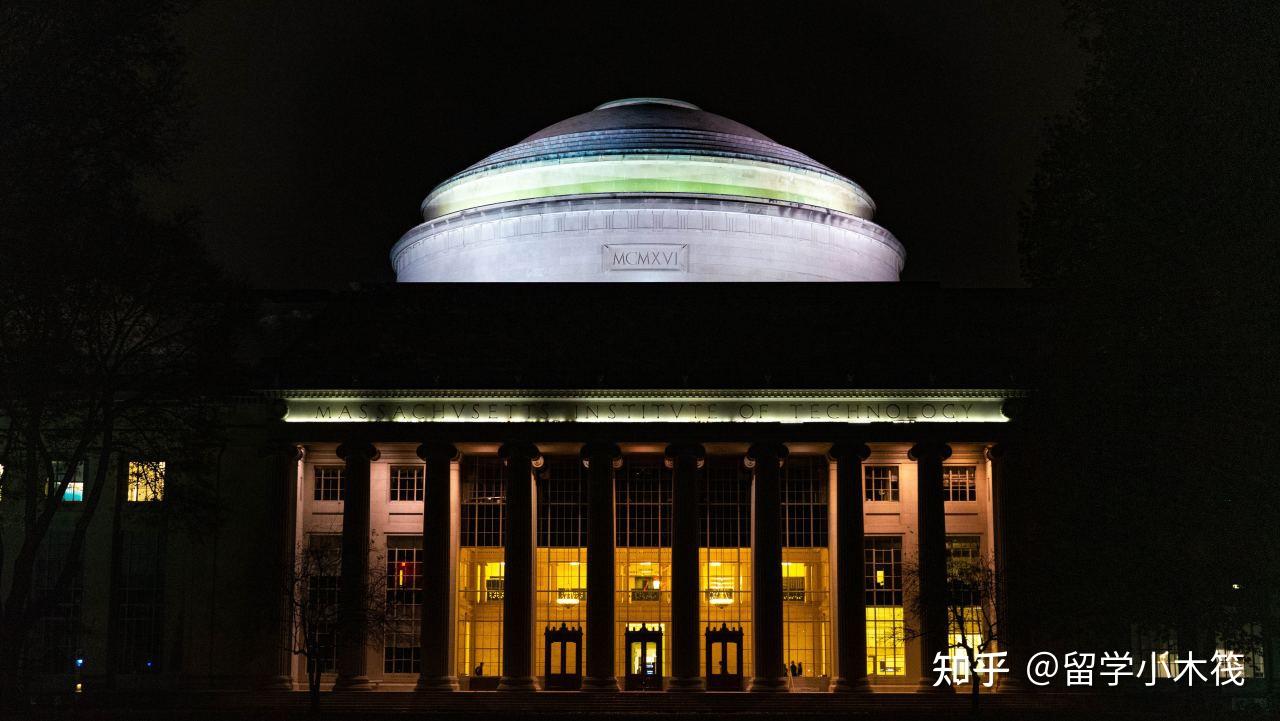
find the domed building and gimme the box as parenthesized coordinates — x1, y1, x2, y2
(392, 99, 905, 282)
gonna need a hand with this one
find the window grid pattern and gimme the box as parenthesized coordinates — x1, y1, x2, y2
(700, 456, 750, 548)
(538, 457, 587, 548)
(700, 456, 753, 678)
(51, 461, 85, 502)
(781, 455, 828, 548)
(943, 466, 977, 502)
(314, 466, 344, 502)
(389, 465, 424, 502)
(865, 536, 904, 676)
(127, 460, 165, 502)
(384, 537, 423, 673)
(864, 466, 899, 502)
(306, 535, 341, 675)
(616, 456, 671, 548)
(34, 530, 82, 673)
(118, 527, 164, 673)
(461, 457, 505, 547)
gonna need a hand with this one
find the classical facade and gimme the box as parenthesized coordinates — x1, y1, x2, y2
(269, 390, 1018, 693)
(7, 99, 1047, 699)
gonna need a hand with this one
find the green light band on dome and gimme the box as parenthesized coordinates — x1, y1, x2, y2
(422, 155, 874, 220)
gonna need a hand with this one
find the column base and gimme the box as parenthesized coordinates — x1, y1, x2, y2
(667, 676, 706, 692)
(997, 676, 1028, 692)
(748, 676, 789, 692)
(497, 675, 538, 692)
(256, 674, 294, 691)
(332, 674, 373, 692)
(581, 676, 620, 692)
(416, 675, 460, 692)
(831, 675, 872, 693)
(916, 677, 955, 693)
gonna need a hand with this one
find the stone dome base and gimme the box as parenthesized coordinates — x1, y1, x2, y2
(392, 196, 904, 283)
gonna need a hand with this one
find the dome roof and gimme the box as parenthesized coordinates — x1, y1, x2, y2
(420, 98, 877, 221)
(522, 97, 774, 143)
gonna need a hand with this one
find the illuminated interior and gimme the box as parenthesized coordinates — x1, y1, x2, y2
(781, 550, 831, 683)
(700, 548, 752, 678)
(422, 156, 874, 220)
(456, 550, 504, 680)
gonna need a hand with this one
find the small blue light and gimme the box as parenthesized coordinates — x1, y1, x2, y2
(145, 660, 153, 668)
(75, 658, 84, 668)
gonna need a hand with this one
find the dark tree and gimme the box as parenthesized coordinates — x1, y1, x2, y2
(0, 1, 238, 705)
(1019, 0, 1280, 673)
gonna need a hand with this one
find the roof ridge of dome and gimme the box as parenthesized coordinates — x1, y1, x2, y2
(594, 97, 700, 110)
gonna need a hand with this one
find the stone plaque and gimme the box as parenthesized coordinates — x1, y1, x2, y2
(603, 244, 687, 271)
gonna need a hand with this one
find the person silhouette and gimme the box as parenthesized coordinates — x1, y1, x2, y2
(789, 661, 797, 677)
(796, 661, 803, 677)
(474, 662, 484, 676)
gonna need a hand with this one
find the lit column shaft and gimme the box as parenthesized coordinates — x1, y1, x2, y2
(910, 441, 952, 692)
(498, 442, 542, 691)
(261, 443, 302, 690)
(581, 442, 621, 691)
(417, 442, 461, 691)
(829, 442, 872, 692)
(334, 441, 379, 691)
(666, 443, 706, 691)
(747, 442, 789, 692)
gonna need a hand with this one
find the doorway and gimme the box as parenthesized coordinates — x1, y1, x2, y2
(624, 624, 663, 690)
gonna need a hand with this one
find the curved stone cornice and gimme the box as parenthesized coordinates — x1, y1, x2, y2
(907, 441, 952, 463)
(826, 442, 871, 464)
(335, 441, 380, 462)
(416, 441, 461, 463)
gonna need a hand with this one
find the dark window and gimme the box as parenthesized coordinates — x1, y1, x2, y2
(389, 465, 425, 502)
(864, 466, 899, 502)
(616, 456, 671, 547)
(118, 527, 164, 673)
(864, 536, 903, 606)
(33, 529, 82, 673)
(538, 457, 587, 547)
(701, 456, 751, 548)
(314, 466, 344, 501)
(384, 536, 423, 673)
(461, 457, 505, 547)
(306, 535, 341, 675)
(782, 455, 828, 547)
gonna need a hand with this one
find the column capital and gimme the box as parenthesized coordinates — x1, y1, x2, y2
(663, 443, 705, 470)
(826, 442, 871, 464)
(416, 441, 461, 463)
(498, 441, 543, 468)
(580, 441, 622, 469)
(744, 442, 788, 469)
(907, 441, 952, 463)
(985, 443, 1006, 462)
(259, 442, 303, 461)
(336, 441, 380, 462)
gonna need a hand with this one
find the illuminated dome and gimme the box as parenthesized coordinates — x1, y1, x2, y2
(393, 98, 905, 282)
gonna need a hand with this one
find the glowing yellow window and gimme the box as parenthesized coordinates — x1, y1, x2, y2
(781, 561, 806, 601)
(127, 461, 165, 502)
(555, 561, 585, 605)
(482, 561, 505, 601)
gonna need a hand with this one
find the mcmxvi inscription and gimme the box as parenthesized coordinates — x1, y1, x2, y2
(604, 243, 687, 271)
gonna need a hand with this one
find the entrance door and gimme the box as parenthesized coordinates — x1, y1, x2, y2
(624, 624, 663, 691)
(705, 623, 744, 691)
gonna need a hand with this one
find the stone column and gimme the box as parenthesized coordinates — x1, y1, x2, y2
(665, 443, 706, 691)
(261, 443, 303, 690)
(581, 442, 622, 691)
(417, 442, 461, 691)
(498, 442, 542, 691)
(828, 442, 872, 692)
(334, 441, 379, 691)
(909, 441, 952, 692)
(986, 444, 1024, 690)
(746, 442, 789, 692)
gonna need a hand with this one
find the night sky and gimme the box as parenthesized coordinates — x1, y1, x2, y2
(150, 2, 1087, 290)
